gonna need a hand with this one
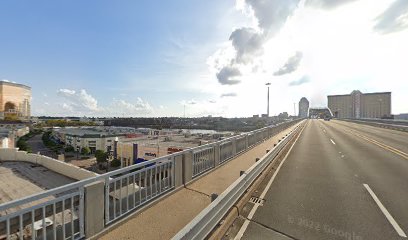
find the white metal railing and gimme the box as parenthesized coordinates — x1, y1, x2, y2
(247, 133, 257, 147)
(235, 136, 246, 154)
(192, 147, 215, 177)
(219, 141, 233, 163)
(0, 183, 85, 240)
(105, 156, 175, 224)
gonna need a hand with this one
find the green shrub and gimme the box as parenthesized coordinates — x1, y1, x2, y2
(110, 159, 121, 168)
(64, 146, 75, 152)
(81, 147, 91, 155)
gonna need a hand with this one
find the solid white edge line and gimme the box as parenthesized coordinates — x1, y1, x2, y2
(330, 139, 336, 145)
(363, 184, 407, 238)
(234, 122, 306, 240)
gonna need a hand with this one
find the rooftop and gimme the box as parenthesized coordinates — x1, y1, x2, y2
(54, 126, 137, 137)
(0, 80, 31, 90)
(0, 161, 74, 214)
(328, 90, 392, 97)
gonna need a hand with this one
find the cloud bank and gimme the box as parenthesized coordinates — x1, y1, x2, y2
(374, 0, 408, 34)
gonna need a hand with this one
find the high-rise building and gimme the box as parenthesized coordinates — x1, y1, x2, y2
(328, 90, 391, 119)
(298, 97, 309, 118)
(0, 81, 31, 120)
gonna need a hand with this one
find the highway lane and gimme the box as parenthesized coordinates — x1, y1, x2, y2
(330, 120, 408, 155)
(319, 120, 408, 235)
(236, 119, 408, 240)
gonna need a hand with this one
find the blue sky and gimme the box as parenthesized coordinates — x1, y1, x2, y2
(1, 0, 408, 117)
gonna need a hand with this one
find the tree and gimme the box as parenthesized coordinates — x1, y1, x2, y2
(64, 146, 75, 152)
(17, 139, 31, 152)
(95, 150, 107, 163)
(81, 147, 91, 155)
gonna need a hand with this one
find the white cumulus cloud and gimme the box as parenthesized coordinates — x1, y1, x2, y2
(57, 88, 99, 113)
(107, 98, 153, 116)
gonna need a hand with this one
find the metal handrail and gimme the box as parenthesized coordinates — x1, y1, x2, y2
(172, 122, 303, 240)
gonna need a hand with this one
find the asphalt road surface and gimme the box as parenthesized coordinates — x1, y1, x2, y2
(26, 133, 57, 158)
(236, 119, 408, 240)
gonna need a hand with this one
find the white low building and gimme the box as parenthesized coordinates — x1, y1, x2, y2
(53, 127, 138, 153)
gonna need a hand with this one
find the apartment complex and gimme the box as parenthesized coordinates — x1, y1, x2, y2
(328, 90, 391, 119)
(298, 97, 309, 118)
(0, 81, 31, 120)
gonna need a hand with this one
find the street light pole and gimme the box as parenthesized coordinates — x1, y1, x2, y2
(266, 83, 271, 116)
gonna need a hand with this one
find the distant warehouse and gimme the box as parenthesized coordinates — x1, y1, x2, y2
(328, 90, 391, 119)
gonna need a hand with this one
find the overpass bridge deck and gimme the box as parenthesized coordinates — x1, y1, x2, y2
(96, 124, 300, 240)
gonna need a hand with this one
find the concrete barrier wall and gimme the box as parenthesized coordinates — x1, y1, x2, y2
(0, 148, 98, 180)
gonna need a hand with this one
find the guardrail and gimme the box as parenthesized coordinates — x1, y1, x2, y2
(353, 118, 408, 126)
(339, 119, 408, 132)
(172, 122, 303, 240)
(0, 119, 302, 240)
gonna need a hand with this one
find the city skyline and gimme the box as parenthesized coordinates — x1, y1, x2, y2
(1, 0, 408, 117)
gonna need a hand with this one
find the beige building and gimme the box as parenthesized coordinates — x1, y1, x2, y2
(0, 81, 31, 120)
(328, 90, 391, 119)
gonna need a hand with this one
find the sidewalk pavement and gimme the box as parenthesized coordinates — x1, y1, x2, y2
(98, 124, 300, 240)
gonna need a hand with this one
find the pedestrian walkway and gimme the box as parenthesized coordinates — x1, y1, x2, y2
(97, 123, 300, 240)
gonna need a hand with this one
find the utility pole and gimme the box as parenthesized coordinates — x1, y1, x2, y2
(293, 103, 296, 117)
(266, 83, 271, 116)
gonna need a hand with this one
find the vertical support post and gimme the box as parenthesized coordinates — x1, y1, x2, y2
(245, 134, 249, 149)
(231, 138, 237, 156)
(214, 143, 220, 167)
(84, 181, 105, 238)
(183, 150, 193, 183)
(174, 154, 183, 188)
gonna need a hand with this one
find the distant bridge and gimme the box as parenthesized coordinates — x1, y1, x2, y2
(308, 107, 333, 118)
